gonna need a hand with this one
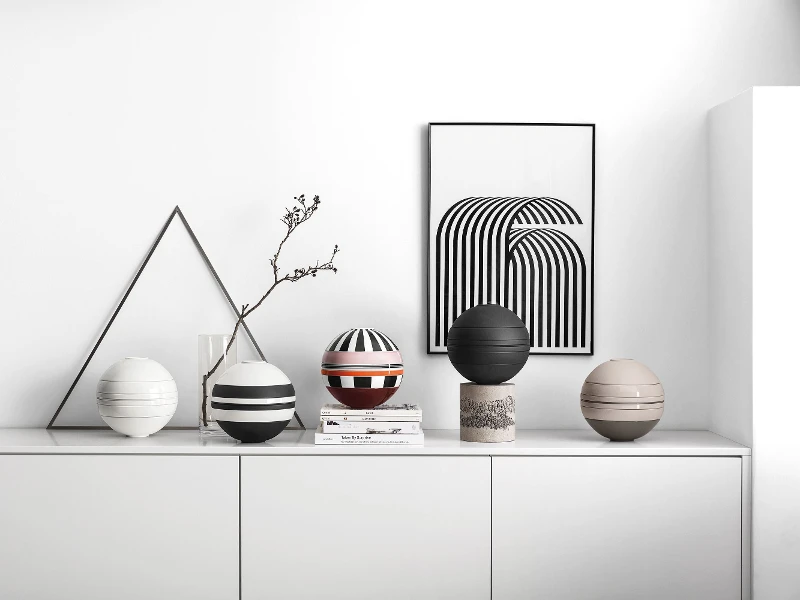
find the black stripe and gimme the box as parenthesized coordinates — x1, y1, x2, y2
(528, 202, 549, 223)
(436, 197, 466, 346)
(546, 197, 582, 224)
(462, 198, 496, 317)
(549, 229, 586, 347)
(437, 198, 479, 346)
(339, 329, 357, 351)
(365, 329, 383, 352)
(515, 235, 542, 347)
(504, 246, 512, 313)
(536, 234, 556, 347)
(383, 376, 397, 387)
(534, 198, 559, 223)
(539, 198, 568, 224)
(211, 401, 295, 411)
(468, 199, 490, 311)
(475, 198, 496, 305)
(447, 198, 481, 339)
(472, 198, 506, 315)
(488, 199, 508, 307)
(543, 229, 581, 348)
(326, 376, 342, 388)
(548, 198, 574, 224)
(461, 202, 471, 318)
(373, 330, 395, 351)
(466, 203, 476, 314)
(525, 234, 547, 346)
(520, 241, 527, 329)
(536, 231, 565, 347)
(212, 383, 295, 399)
(355, 329, 366, 352)
(353, 377, 372, 388)
(510, 253, 519, 315)
(495, 200, 525, 305)
(327, 330, 348, 352)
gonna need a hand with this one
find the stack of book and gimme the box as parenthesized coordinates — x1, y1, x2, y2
(315, 403, 424, 445)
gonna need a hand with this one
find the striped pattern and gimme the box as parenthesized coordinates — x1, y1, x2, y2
(512, 197, 583, 225)
(325, 328, 399, 352)
(322, 374, 404, 389)
(211, 362, 295, 442)
(431, 196, 591, 353)
(506, 228, 587, 349)
(322, 328, 404, 409)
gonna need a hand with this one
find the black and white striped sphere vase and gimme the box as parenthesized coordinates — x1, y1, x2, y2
(211, 361, 295, 443)
(321, 328, 404, 409)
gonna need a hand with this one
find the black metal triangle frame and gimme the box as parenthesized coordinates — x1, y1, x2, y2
(48, 205, 306, 430)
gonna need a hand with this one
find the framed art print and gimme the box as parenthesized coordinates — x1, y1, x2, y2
(427, 123, 595, 355)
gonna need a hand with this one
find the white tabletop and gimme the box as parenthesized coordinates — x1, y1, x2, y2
(0, 428, 750, 456)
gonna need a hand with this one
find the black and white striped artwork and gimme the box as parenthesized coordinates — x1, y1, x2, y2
(428, 123, 594, 355)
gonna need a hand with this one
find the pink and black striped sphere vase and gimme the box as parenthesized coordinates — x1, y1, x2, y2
(321, 328, 404, 409)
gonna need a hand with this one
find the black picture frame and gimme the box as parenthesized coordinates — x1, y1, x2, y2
(427, 122, 595, 356)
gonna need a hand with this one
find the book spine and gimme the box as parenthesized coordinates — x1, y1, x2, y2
(315, 432, 425, 445)
(321, 420, 421, 434)
(318, 415, 422, 423)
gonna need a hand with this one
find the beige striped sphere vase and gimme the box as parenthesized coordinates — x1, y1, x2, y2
(581, 359, 664, 442)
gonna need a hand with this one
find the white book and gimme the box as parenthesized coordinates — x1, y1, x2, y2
(314, 425, 424, 446)
(321, 419, 421, 434)
(320, 403, 422, 420)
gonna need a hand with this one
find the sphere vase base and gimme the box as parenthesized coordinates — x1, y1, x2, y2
(586, 418, 659, 442)
(326, 386, 398, 410)
(460, 382, 516, 443)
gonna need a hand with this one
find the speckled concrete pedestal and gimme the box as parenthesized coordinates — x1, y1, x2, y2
(460, 382, 515, 443)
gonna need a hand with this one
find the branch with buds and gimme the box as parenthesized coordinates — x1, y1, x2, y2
(201, 195, 339, 426)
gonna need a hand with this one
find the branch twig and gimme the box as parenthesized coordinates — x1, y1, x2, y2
(201, 195, 339, 427)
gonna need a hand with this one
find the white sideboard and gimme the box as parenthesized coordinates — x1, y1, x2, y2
(0, 454, 239, 600)
(0, 429, 750, 600)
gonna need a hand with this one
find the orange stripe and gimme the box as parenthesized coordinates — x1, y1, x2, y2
(320, 369, 404, 377)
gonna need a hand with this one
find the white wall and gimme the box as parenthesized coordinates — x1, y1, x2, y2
(1, 1, 799, 429)
(751, 86, 800, 599)
(709, 90, 753, 447)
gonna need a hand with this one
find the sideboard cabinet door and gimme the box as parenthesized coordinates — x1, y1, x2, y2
(241, 456, 491, 600)
(0, 455, 239, 600)
(492, 456, 742, 600)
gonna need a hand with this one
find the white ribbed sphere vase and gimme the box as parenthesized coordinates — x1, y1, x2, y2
(96, 357, 177, 437)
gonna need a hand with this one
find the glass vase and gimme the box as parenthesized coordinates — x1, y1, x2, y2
(198, 334, 238, 435)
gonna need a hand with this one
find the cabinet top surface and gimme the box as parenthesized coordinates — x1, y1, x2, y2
(0, 429, 750, 456)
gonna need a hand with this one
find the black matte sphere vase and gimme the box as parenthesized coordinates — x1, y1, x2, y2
(447, 304, 530, 385)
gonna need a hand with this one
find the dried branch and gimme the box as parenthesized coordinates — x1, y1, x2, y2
(201, 195, 339, 427)
(270, 194, 322, 283)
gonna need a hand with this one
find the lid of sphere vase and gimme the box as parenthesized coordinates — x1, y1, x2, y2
(584, 359, 661, 386)
(449, 304, 528, 330)
(99, 357, 174, 383)
(214, 360, 292, 388)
